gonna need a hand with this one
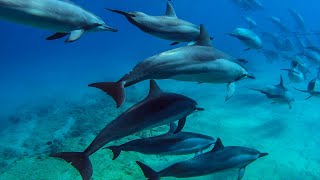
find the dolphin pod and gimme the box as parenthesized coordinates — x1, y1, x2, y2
(1, 1, 272, 179)
(0, 0, 117, 42)
(89, 25, 255, 108)
(51, 80, 201, 180)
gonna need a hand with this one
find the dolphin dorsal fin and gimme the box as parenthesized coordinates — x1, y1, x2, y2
(194, 25, 212, 47)
(165, 2, 177, 17)
(279, 75, 284, 88)
(148, 80, 163, 97)
(168, 123, 177, 133)
(211, 138, 224, 152)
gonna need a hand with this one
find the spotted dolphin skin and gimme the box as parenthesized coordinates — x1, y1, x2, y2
(89, 25, 254, 108)
(50, 80, 200, 180)
(250, 76, 295, 109)
(105, 123, 215, 160)
(136, 138, 268, 180)
(107, 2, 205, 45)
(0, 0, 117, 42)
(294, 68, 320, 100)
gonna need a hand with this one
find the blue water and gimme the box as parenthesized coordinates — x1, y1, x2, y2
(1, 0, 320, 179)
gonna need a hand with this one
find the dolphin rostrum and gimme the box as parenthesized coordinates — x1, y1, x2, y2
(0, 0, 117, 42)
(136, 138, 268, 180)
(89, 25, 254, 107)
(107, 2, 208, 45)
(250, 75, 295, 109)
(104, 122, 215, 160)
(50, 80, 201, 180)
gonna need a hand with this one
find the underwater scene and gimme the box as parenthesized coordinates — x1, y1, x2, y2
(1, 0, 320, 179)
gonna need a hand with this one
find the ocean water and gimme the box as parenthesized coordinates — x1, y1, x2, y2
(1, 0, 320, 179)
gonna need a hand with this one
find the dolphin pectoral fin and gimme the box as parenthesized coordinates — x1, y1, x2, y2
(88, 81, 125, 108)
(243, 48, 251, 51)
(46, 32, 69, 40)
(165, 2, 177, 17)
(168, 122, 177, 133)
(173, 117, 187, 134)
(187, 41, 197, 46)
(237, 167, 246, 180)
(136, 161, 160, 180)
(65, 29, 85, 43)
(170, 42, 180, 46)
(225, 82, 236, 101)
(305, 95, 313, 100)
(105, 146, 121, 160)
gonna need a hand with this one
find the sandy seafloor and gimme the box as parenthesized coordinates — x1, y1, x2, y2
(0, 59, 320, 180)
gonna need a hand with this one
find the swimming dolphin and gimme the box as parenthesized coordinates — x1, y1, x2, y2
(50, 80, 200, 180)
(0, 0, 117, 42)
(89, 25, 254, 107)
(294, 68, 320, 100)
(242, 16, 257, 29)
(229, 28, 262, 51)
(291, 59, 310, 75)
(136, 138, 268, 180)
(281, 67, 305, 83)
(288, 8, 305, 32)
(107, 2, 207, 45)
(268, 16, 290, 34)
(250, 76, 295, 109)
(104, 122, 215, 160)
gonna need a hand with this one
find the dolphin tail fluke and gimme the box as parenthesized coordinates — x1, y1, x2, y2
(50, 152, 92, 180)
(105, 146, 121, 160)
(88, 81, 125, 108)
(136, 161, 160, 180)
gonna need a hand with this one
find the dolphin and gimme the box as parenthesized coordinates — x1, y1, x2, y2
(0, 0, 117, 42)
(50, 80, 201, 180)
(104, 122, 215, 160)
(242, 16, 257, 29)
(106, 2, 208, 45)
(294, 68, 320, 100)
(291, 59, 310, 75)
(281, 67, 305, 83)
(229, 28, 262, 51)
(136, 138, 268, 180)
(260, 49, 280, 63)
(250, 76, 295, 109)
(268, 16, 290, 34)
(288, 8, 305, 32)
(89, 25, 254, 107)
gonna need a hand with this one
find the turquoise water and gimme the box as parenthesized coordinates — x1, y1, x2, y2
(1, 0, 320, 179)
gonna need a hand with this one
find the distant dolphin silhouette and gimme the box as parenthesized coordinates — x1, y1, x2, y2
(0, 0, 117, 42)
(89, 25, 254, 107)
(250, 76, 295, 109)
(107, 2, 211, 45)
(294, 68, 320, 100)
(50, 80, 201, 180)
(136, 138, 268, 180)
